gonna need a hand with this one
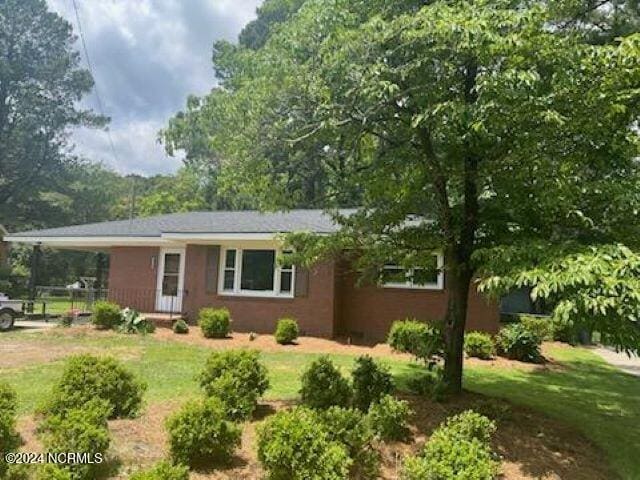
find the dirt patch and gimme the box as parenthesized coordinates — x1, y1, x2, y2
(150, 326, 549, 372)
(14, 393, 612, 480)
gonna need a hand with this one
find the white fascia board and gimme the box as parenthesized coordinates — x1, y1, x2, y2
(3, 236, 173, 248)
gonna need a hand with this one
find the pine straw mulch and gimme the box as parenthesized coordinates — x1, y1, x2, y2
(16, 391, 613, 480)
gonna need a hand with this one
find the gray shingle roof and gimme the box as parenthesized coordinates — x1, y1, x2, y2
(8, 210, 355, 238)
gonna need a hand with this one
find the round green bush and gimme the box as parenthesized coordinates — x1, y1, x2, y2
(320, 406, 380, 478)
(351, 355, 394, 411)
(44, 354, 147, 419)
(464, 331, 496, 360)
(367, 394, 412, 441)
(172, 318, 189, 335)
(165, 397, 241, 468)
(387, 319, 444, 364)
(129, 461, 189, 480)
(300, 356, 352, 410)
(198, 307, 231, 338)
(0, 383, 20, 479)
(34, 464, 73, 480)
(39, 402, 111, 480)
(257, 407, 352, 480)
(198, 349, 269, 420)
(275, 317, 299, 345)
(401, 410, 498, 480)
(496, 323, 542, 363)
(520, 315, 553, 342)
(91, 300, 122, 330)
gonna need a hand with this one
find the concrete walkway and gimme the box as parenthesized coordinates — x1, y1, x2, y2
(13, 319, 58, 330)
(593, 346, 640, 377)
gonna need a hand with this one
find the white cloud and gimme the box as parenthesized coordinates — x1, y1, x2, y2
(46, 0, 262, 175)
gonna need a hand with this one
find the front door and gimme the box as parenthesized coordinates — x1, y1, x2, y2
(155, 248, 185, 313)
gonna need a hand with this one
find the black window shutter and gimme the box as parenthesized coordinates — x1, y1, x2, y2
(295, 267, 309, 297)
(205, 246, 220, 294)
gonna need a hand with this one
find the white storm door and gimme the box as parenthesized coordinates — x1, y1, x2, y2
(155, 248, 185, 312)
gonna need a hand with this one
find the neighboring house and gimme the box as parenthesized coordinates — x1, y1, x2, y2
(0, 225, 9, 268)
(5, 210, 499, 340)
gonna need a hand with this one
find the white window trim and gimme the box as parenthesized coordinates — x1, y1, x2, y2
(382, 253, 444, 291)
(218, 247, 296, 299)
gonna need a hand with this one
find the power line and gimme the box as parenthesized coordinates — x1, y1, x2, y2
(70, 0, 120, 168)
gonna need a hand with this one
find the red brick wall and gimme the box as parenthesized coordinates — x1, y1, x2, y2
(336, 266, 500, 342)
(107, 246, 159, 312)
(182, 245, 337, 337)
(105, 245, 499, 340)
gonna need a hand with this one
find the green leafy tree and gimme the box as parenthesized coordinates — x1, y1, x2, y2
(0, 0, 106, 226)
(186, 0, 640, 393)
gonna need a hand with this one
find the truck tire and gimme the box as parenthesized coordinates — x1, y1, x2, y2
(0, 308, 15, 331)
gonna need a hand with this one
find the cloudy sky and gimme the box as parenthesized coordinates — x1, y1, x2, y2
(46, 0, 262, 175)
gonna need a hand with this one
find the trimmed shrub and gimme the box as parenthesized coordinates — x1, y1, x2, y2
(172, 318, 189, 334)
(44, 354, 146, 419)
(0, 381, 17, 412)
(367, 395, 412, 441)
(257, 407, 352, 480)
(520, 315, 553, 342)
(198, 307, 231, 338)
(165, 397, 241, 468)
(442, 410, 497, 443)
(0, 383, 20, 479)
(275, 317, 299, 345)
(300, 356, 352, 409)
(351, 355, 394, 411)
(34, 465, 72, 480)
(321, 406, 380, 479)
(496, 323, 542, 363)
(91, 300, 121, 329)
(401, 410, 498, 480)
(387, 319, 443, 365)
(129, 461, 189, 480)
(39, 401, 110, 480)
(464, 331, 496, 360)
(198, 349, 269, 420)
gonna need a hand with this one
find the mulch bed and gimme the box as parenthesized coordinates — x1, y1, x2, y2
(16, 392, 613, 480)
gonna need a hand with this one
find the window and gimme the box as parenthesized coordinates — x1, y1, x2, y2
(219, 247, 295, 298)
(161, 253, 180, 296)
(382, 253, 444, 290)
(222, 249, 236, 292)
(279, 251, 294, 294)
(241, 250, 275, 291)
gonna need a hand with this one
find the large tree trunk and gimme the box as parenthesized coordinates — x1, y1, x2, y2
(442, 258, 473, 393)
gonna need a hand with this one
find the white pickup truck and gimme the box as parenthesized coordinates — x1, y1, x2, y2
(0, 294, 22, 331)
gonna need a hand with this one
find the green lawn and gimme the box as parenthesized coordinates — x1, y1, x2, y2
(464, 345, 640, 480)
(1, 330, 638, 478)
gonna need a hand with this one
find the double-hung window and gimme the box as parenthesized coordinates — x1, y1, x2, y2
(381, 253, 444, 290)
(219, 247, 295, 298)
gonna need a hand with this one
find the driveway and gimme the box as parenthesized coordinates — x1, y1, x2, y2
(593, 346, 640, 377)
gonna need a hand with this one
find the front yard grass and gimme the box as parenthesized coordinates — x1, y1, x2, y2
(1, 329, 638, 478)
(465, 344, 640, 480)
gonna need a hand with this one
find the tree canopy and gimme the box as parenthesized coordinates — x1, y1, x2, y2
(164, 0, 640, 391)
(0, 0, 106, 226)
